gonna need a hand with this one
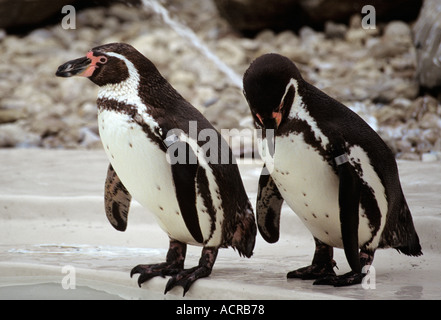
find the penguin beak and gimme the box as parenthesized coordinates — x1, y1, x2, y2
(56, 56, 93, 78)
(272, 111, 282, 128)
(56, 51, 108, 78)
(261, 117, 277, 157)
(258, 103, 283, 157)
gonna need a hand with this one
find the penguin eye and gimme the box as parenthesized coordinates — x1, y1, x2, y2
(99, 56, 108, 64)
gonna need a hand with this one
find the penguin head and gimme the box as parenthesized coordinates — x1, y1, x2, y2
(56, 43, 160, 87)
(243, 53, 301, 133)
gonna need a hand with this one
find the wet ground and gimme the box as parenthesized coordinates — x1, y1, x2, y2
(0, 149, 440, 299)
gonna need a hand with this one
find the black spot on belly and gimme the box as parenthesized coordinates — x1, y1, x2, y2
(325, 213, 329, 218)
(175, 211, 180, 215)
(159, 206, 163, 211)
(156, 185, 161, 191)
(312, 213, 317, 219)
(129, 142, 133, 148)
(302, 192, 306, 197)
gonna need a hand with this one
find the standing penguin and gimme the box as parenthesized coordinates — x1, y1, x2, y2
(56, 43, 256, 295)
(243, 53, 422, 286)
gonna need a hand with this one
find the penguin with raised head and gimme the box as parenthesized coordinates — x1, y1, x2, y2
(242, 53, 422, 286)
(56, 43, 256, 295)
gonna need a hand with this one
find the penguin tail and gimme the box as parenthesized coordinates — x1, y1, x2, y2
(232, 204, 257, 258)
(395, 231, 423, 257)
(392, 202, 423, 257)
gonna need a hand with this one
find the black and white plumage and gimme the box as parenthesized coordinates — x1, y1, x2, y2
(243, 53, 422, 286)
(56, 43, 256, 295)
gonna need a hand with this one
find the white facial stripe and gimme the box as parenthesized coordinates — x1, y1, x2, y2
(280, 78, 297, 106)
(287, 78, 330, 148)
(97, 52, 145, 113)
(97, 51, 160, 133)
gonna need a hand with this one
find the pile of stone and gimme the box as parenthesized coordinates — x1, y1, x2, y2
(0, 0, 440, 161)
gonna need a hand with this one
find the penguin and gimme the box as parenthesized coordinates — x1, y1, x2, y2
(56, 43, 256, 295)
(242, 53, 422, 286)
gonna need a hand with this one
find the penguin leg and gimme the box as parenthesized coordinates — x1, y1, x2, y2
(130, 239, 187, 287)
(314, 249, 376, 286)
(164, 246, 218, 296)
(287, 238, 337, 279)
(313, 151, 364, 286)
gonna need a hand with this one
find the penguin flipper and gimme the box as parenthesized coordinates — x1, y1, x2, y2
(104, 163, 132, 231)
(336, 153, 362, 274)
(168, 139, 204, 244)
(256, 165, 284, 243)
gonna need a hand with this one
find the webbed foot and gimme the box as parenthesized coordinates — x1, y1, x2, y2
(313, 270, 365, 286)
(130, 262, 183, 287)
(130, 239, 186, 287)
(287, 260, 337, 280)
(164, 247, 218, 296)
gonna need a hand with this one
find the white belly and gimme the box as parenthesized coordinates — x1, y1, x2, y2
(261, 133, 387, 249)
(98, 109, 200, 245)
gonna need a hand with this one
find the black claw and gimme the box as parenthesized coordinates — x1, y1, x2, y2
(164, 276, 178, 295)
(130, 265, 142, 278)
(130, 263, 183, 287)
(137, 272, 156, 287)
(164, 272, 198, 297)
(182, 281, 193, 297)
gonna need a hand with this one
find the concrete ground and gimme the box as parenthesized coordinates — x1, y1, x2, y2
(0, 149, 440, 299)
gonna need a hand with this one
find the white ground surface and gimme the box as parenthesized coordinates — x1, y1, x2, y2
(0, 149, 440, 300)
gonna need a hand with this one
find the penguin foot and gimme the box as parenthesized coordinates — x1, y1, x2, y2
(164, 246, 219, 296)
(164, 265, 212, 296)
(287, 261, 337, 280)
(130, 262, 183, 287)
(313, 271, 365, 287)
(131, 239, 187, 287)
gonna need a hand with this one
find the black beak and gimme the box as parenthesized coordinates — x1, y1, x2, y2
(55, 57, 91, 77)
(261, 118, 277, 158)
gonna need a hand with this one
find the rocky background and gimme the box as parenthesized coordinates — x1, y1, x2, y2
(0, 0, 440, 161)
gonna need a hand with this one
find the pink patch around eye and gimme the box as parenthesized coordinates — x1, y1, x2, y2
(256, 113, 263, 125)
(272, 111, 282, 127)
(80, 51, 107, 77)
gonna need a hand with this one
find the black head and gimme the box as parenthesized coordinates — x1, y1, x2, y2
(243, 53, 302, 132)
(56, 43, 160, 86)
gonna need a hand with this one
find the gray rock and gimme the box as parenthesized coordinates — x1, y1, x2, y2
(214, 0, 423, 35)
(413, 0, 441, 89)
